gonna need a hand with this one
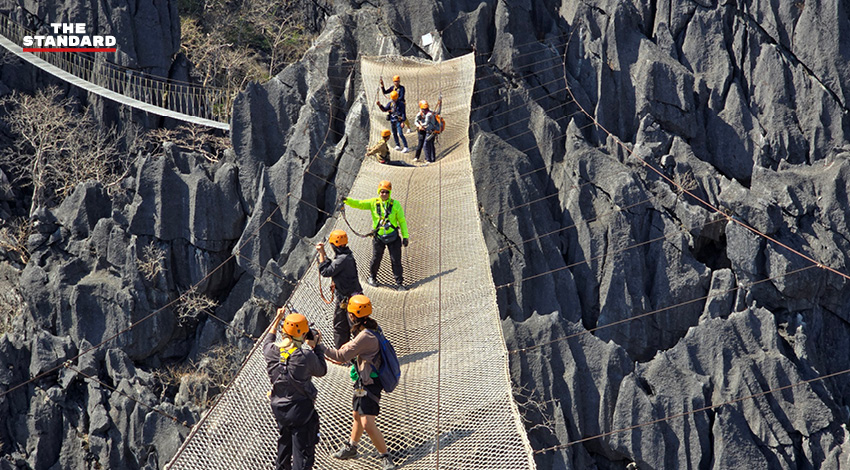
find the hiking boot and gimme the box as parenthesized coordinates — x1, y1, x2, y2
(380, 454, 396, 470)
(334, 443, 358, 460)
(367, 277, 377, 287)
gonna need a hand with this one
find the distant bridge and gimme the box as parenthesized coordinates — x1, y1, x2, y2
(0, 13, 233, 130)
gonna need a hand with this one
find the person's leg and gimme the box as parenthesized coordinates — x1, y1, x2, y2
(359, 414, 389, 455)
(425, 137, 436, 162)
(351, 410, 365, 443)
(332, 299, 350, 349)
(275, 419, 294, 470)
(391, 122, 401, 148)
(370, 238, 386, 280)
(292, 410, 319, 470)
(387, 237, 403, 285)
(414, 130, 425, 159)
(395, 121, 408, 148)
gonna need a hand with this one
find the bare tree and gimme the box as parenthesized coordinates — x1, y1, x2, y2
(0, 87, 133, 215)
(0, 87, 76, 216)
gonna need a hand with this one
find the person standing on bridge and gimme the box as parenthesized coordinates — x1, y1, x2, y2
(380, 75, 410, 131)
(324, 295, 396, 470)
(413, 99, 440, 164)
(343, 180, 409, 291)
(263, 308, 327, 470)
(317, 229, 363, 349)
(377, 90, 408, 153)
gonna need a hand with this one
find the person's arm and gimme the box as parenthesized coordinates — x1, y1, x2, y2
(324, 331, 372, 363)
(262, 308, 286, 367)
(303, 337, 328, 378)
(397, 85, 405, 102)
(395, 202, 409, 239)
(319, 255, 346, 277)
(344, 197, 373, 210)
(316, 242, 328, 264)
(377, 101, 390, 112)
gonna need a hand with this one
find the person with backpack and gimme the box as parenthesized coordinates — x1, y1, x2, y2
(377, 90, 408, 153)
(317, 229, 363, 349)
(262, 309, 328, 470)
(324, 295, 396, 470)
(343, 180, 409, 291)
(413, 99, 441, 164)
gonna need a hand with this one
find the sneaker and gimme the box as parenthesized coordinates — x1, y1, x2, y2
(394, 145, 401, 151)
(395, 284, 406, 292)
(413, 157, 420, 162)
(380, 454, 396, 470)
(367, 277, 377, 287)
(334, 443, 358, 460)
(401, 147, 409, 153)
(422, 161, 429, 166)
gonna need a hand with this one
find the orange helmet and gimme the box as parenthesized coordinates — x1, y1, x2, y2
(392, 75, 400, 82)
(283, 313, 309, 338)
(328, 229, 348, 247)
(378, 180, 392, 192)
(390, 90, 399, 100)
(347, 295, 372, 318)
(419, 100, 429, 109)
(381, 129, 391, 138)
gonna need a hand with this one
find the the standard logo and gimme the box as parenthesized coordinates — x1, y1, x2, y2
(22, 23, 116, 52)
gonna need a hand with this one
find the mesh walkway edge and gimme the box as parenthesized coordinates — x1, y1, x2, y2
(166, 53, 536, 470)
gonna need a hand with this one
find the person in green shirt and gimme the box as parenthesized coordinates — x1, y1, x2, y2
(343, 180, 409, 290)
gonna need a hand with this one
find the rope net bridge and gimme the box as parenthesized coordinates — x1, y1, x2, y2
(0, 13, 233, 130)
(166, 53, 536, 469)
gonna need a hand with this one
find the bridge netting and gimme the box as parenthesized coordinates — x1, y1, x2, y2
(165, 52, 536, 470)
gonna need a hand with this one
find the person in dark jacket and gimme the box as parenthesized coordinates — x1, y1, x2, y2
(317, 230, 363, 348)
(377, 90, 408, 153)
(262, 308, 328, 470)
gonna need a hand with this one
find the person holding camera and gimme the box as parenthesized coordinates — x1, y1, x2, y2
(317, 230, 363, 349)
(324, 295, 396, 470)
(262, 308, 327, 470)
(343, 180, 409, 291)
(377, 90, 408, 153)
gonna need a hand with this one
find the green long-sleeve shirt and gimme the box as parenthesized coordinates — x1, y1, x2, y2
(345, 193, 409, 239)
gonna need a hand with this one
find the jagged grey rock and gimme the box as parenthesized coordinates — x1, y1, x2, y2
(3, 0, 850, 469)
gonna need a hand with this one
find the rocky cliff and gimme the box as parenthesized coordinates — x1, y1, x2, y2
(1, 0, 850, 469)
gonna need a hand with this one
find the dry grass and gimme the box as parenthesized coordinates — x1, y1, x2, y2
(176, 286, 219, 325)
(148, 124, 230, 162)
(157, 343, 245, 408)
(137, 242, 166, 281)
(0, 217, 32, 265)
(674, 169, 699, 195)
(0, 273, 24, 337)
(179, 0, 312, 90)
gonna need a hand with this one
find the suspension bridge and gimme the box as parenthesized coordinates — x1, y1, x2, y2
(0, 13, 233, 130)
(165, 53, 537, 469)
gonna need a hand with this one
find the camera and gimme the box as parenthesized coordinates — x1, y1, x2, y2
(305, 328, 319, 341)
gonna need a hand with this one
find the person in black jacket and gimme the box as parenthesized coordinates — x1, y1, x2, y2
(317, 230, 363, 348)
(263, 308, 328, 470)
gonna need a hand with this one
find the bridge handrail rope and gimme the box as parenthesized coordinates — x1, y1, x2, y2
(0, 13, 235, 126)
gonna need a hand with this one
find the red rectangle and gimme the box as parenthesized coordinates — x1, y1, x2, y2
(23, 48, 116, 52)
